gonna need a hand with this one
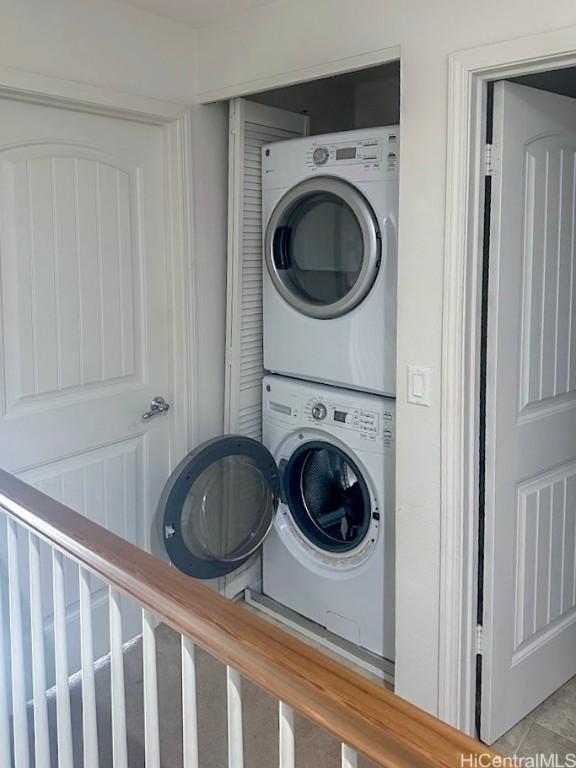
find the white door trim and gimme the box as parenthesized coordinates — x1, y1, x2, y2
(441, 26, 576, 734)
(0, 66, 197, 465)
(196, 44, 400, 103)
(0, 65, 186, 123)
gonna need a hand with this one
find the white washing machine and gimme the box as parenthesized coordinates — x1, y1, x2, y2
(153, 375, 395, 660)
(261, 375, 395, 659)
(262, 127, 399, 396)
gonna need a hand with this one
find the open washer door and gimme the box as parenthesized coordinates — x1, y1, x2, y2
(158, 436, 280, 578)
(265, 177, 381, 320)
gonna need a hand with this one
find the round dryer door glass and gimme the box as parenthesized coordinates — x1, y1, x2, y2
(265, 177, 381, 319)
(158, 437, 280, 579)
(276, 192, 363, 304)
(284, 441, 371, 553)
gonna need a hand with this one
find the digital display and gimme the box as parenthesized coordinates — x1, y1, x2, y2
(336, 147, 356, 160)
(334, 410, 347, 423)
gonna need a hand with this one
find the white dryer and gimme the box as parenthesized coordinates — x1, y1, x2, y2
(153, 375, 395, 660)
(262, 127, 399, 396)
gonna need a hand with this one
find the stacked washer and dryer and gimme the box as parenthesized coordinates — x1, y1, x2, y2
(260, 128, 398, 661)
(154, 126, 399, 665)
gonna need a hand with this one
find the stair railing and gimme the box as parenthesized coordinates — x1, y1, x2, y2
(0, 468, 497, 768)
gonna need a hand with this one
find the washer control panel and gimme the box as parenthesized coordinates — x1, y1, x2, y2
(263, 377, 395, 450)
(303, 397, 393, 444)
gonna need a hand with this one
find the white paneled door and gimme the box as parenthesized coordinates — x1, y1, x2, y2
(0, 98, 176, 674)
(482, 81, 576, 743)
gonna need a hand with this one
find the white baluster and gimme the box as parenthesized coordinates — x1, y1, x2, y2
(53, 548, 74, 768)
(0, 524, 11, 768)
(79, 568, 99, 768)
(7, 519, 30, 767)
(6, 519, 28, 766)
(227, 666, 244, 768)
(181, 635, 199, 768)
(279, 701, 295, 768)
(341, 743, 358, 768)
(142, 610, 160, 768)
(109, 588, 128, 768)
(29, 533, 50, 768)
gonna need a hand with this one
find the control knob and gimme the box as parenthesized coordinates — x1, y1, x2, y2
(312, 146, 329, 166)
(311, 402, 327, 421)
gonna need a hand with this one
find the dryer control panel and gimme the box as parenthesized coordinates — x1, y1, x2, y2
(307, 135, 398, 173)
(262, 126, 400, 188)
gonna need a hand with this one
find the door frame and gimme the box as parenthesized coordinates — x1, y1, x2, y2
(441, 26, 576, 734)
(0, 64, 198, 466)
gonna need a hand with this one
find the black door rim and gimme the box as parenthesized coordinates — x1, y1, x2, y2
(159, 436, 280, 579)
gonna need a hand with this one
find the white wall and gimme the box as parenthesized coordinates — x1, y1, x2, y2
(0, 0, 197, 103)
(195, 0, 576, 715)
(0, 0, 230, 442)
(189, 102, 229, 442)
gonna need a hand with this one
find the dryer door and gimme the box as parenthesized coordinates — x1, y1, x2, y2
(265, 177, 381, 319)
(158, 436, 280, 578)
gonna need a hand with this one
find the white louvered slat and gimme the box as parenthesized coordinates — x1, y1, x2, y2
(225, 99, 308, 443)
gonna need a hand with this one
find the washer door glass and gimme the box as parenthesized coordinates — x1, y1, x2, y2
(159, 437, 280, 578)
(265, 177, 381, 319)
(284, 441, 371, 553)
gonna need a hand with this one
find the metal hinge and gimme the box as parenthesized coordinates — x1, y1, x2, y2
(476, 624, 484, 655)
(484, 143, 499, 176)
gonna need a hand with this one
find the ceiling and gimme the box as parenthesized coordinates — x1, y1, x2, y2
(115, 0, 276, 28)
(510, 67, 576, 100)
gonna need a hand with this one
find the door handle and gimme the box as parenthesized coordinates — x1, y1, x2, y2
(142, 396, 170, 420)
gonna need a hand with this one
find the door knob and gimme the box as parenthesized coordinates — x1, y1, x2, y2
(142, 396, 170, 420)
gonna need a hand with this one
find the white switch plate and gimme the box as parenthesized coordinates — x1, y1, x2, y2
(407, 365, 431, 407)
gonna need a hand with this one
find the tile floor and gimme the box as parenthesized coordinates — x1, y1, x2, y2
(494, 676, 576, 759)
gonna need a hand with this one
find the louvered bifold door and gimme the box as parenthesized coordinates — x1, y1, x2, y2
(225, 99, 308, 440)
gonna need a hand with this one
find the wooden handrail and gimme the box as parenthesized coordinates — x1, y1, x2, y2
(0, 469, 497, 768)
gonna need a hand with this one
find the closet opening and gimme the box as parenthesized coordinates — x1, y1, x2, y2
(159, 59, 401, 687)
(222, 60, 400, 684)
